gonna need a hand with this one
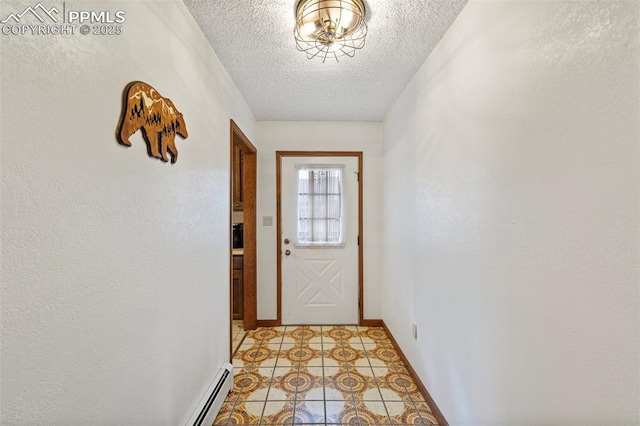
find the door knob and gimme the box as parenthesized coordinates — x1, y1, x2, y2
(284, 238, 290, 245)
(284, 249, 291, 256)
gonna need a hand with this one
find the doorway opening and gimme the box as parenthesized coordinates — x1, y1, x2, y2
(230, 120, 257, 357)
(276, 151, 365, 325)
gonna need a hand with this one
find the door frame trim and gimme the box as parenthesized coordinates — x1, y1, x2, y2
(230, 120, 257, 358)
(276, 151, 364, 325)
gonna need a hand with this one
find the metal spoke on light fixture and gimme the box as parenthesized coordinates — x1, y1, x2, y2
(294, 0, 367, 63)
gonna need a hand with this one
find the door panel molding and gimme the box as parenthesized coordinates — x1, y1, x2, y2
(276, 151, 364, 325)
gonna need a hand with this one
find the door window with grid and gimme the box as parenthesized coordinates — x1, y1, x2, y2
(295, 165, 345, 247)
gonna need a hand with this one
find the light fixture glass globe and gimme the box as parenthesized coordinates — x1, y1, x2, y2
(294, 0, 367, 62)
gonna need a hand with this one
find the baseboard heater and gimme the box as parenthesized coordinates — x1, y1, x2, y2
(186, 363, 233, 426)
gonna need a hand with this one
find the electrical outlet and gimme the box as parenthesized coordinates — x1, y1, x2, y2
(412, 323, 418, 340)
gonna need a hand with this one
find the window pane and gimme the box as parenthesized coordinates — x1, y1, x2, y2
(296, 166, 344, 246)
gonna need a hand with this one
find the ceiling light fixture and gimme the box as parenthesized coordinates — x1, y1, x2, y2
(294, 0, 367, 63)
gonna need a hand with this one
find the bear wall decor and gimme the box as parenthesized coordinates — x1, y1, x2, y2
(116, 81, 188, 164)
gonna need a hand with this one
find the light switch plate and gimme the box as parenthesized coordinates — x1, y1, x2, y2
(262, 216, 273, 226)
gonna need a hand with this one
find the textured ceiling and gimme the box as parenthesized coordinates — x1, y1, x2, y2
(183, 0, 468, 121)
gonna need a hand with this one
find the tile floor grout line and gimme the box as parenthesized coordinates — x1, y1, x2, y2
(361, 326, 386, 404)
(260, 332, 273, 411)
(290, 325, 299, 423)
(302, 325, 312, 420)
(292, 325, 306, 422)
(235, 330, 264, 425)
(269, 325, 289, 424)
(352, 327, 369, 423)
(352, 325, 365, 426)
(358, 325, 393, 425)
(373, 349, 394, 423)
(320, 325, 327, 425)
(226, 329, 243, 425)
(255, 332, 271, 426)
(335, 326, 359, 425)
(352, 325, 367, 426)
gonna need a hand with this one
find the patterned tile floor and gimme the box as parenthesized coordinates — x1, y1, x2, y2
(233, 320, 246, 353)
(215, 325, 438, 425)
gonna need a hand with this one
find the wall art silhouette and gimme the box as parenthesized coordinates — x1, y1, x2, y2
(116, 81, 188, 164)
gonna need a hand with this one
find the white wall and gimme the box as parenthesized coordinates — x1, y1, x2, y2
(0, 1, 255, 424)
(382, 0, 639, 424)
(256, 122, 383, 321)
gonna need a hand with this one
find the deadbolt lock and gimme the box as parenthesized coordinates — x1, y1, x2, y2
(284, 238, 290, 245)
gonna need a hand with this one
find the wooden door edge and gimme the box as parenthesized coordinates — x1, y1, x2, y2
(229, 120, 258, 362)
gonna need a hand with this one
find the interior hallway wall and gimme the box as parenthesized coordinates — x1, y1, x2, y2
(382, 0, 639, 424)
(0, 1, 255, 424)
(255, 121, 383, 321)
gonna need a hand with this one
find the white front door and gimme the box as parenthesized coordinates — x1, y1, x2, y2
(281, 156, 359, 325)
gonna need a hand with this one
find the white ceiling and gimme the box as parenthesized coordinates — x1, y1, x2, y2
(183, 0, 468, 121)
